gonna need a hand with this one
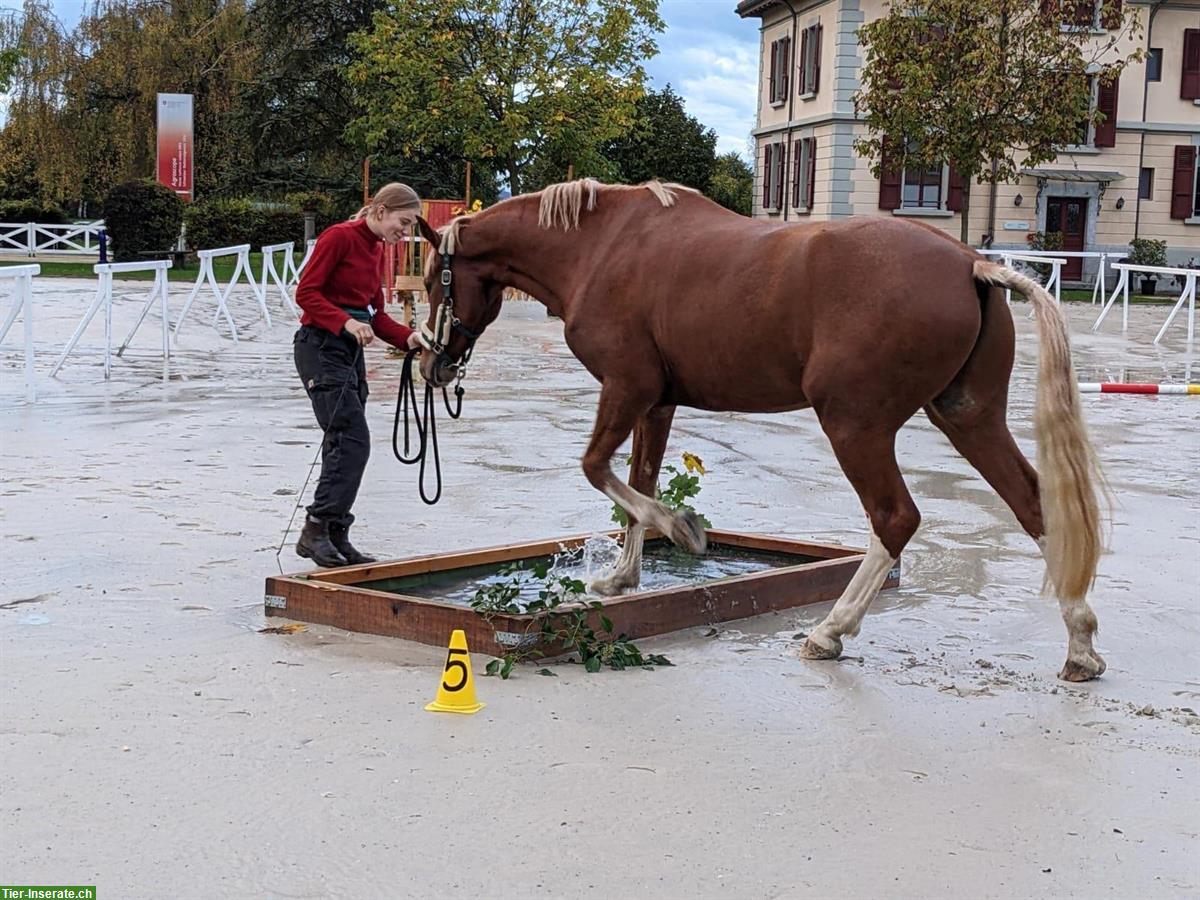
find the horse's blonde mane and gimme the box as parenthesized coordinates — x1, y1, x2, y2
(434, 178, 695, 255)
(538, 178, 693, 231)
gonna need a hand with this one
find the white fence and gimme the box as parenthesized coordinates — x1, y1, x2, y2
(174, 244, 265, 342)
(1094, 263, 1198, 348)
(0, 221, 105, 256)
(0, 264, 40, 400)
(51, 260, 173, 381)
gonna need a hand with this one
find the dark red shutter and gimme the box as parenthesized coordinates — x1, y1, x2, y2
(1071, 1, 1095, 26)
(774, 143, 786, 210)
(1183, 30, 1200, 100)
(798, 29, 808, 95)
(769, 41, 778, 102)
(1095, 72, 1118, 147)
(762, 143, 772, 208)
(813, 25, 823, 95)
(792, 140, 802, 207)
(879, 138, 903, 210)
(1101, 0, 1122, 29)
(779, 37, 790, 98)
(807, 138, 817, 209)
(1171, 145, 1196, 219)
(947, 167, 965, 211)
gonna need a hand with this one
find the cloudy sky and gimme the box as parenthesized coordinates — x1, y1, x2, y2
(35, 0, 760, 158)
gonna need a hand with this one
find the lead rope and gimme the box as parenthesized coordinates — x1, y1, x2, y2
(392, 348, 464, 505)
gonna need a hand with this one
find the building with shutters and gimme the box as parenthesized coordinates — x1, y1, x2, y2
(737, 0, 1200, 279)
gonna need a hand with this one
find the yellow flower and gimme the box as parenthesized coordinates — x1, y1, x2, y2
(681, 452, 706, 475)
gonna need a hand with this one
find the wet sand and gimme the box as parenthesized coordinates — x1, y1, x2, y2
(2, 280, 1197, 897)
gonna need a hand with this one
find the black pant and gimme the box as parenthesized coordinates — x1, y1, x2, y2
(294, 325, 369, 525)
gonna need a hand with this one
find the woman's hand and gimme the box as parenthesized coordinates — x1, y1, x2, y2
(405, 332, 424, 351)
(344, 320, 375, 346)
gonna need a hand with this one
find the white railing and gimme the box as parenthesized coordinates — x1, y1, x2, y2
(980, 249, 1111, 305)
(1094, 263, 1198, 348)
(51, 260, 173, 381)
(0, 264, 40, 401)
(259, 242, 300, 318)
(287, 238, 317, 287)
(174, 244, 267, 343)
(0, 221, 105, 256)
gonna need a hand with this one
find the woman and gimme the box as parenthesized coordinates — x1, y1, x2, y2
(293, 182, 425, 567)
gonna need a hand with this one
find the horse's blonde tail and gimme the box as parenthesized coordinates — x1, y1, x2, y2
(972, 260, 1107, 600)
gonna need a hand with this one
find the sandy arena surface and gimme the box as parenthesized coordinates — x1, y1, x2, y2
(1, 277, 1198, 898)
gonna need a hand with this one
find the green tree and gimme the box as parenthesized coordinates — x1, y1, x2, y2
(603, 84, 717, 189)
(854, 0, 1144, 243)
(231, 0, 385, 196)
(706, 151, 752, 216)
(0, 46, 19, 93)
(348, 0, 664, 195)
(0, 0, 257, 207)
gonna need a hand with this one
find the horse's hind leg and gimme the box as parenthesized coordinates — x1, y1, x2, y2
(800, 423, 919, 660)
(582, 384, 705, 555)
(591, 404, 676, 595)
(927, 402, 1105, 681)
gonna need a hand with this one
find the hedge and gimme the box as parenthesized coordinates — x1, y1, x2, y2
(183, 194, 343, 252)
(0, 200, 70, 224)
(101, 180, 184, 262)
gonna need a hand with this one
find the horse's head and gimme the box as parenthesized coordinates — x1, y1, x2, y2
(415, 215, 505, 387)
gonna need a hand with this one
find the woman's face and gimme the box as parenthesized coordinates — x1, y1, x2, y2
(374, 207, 418, 244)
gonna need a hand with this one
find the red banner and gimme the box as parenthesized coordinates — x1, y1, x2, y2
(156, 93, 193, 201)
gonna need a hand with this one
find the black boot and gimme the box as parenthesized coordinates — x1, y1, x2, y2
(329, 520, 377, 565)
(296, 516, 348, 568)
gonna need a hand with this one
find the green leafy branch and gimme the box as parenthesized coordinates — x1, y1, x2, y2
(470, 560, 671, 679)
(612, 451, 711, 528)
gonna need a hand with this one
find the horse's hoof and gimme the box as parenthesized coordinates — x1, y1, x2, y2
(669, 510, 707, 555)
(797, 632, 842, 660)
(1058, 651, 1106, 682)
(589, 571, 635, 596)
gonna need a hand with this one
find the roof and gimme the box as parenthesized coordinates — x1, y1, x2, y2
(735, 0, 785, 17)
(1020, 169, 1126, 183)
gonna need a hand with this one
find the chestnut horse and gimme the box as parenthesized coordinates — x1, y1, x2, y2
(414, 179, 1106, 682)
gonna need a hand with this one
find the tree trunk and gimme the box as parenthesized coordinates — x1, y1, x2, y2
(959, 179, 972, 245)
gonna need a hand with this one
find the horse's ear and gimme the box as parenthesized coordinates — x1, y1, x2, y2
(415, 215, 440, 247)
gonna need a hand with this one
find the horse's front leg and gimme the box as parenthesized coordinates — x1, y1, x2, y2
(582, 385, 706, 557)
(590, 404, 676, 595)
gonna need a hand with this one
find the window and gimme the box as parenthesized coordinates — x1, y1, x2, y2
(1170, 145, 1198, 220)
(792, 137, 816, 210)
(769, 37, 790, 105)
(879, 138, 963, 213)
(1070, 76, 1098, 147)
(1184, 30, 1200, 101)
(762, 141, 785, 212)
(1147, 48, 1162, 82)
(902, 153, 943, 209)
(1043, 1, 1120, 31)
(1139, 168, 1153, 200)
(797, 23, 822, 97)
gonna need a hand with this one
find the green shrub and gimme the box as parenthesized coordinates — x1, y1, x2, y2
(1127, 238, 1167, 268)
(0, 200, 69, 224)
(184, 197, 338, 250)
(101, 180, 184, 262)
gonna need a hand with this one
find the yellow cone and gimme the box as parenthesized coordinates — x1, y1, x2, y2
(425, 629, 485, 714)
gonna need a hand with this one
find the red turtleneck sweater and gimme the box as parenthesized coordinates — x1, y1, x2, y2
(295, 218, 415, 349)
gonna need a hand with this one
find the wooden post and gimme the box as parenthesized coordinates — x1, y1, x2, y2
(362, 157, 371, 206)
(566, 164, 575, 182)
(464, 162, 472, 209)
